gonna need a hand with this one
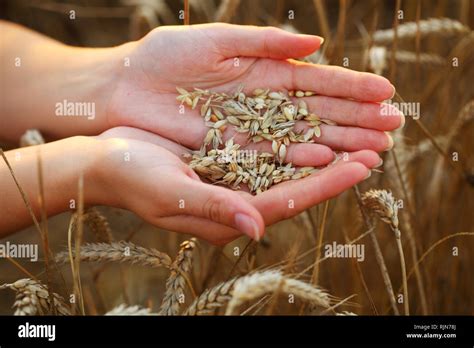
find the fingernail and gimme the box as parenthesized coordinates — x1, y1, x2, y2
(297, 34, 324, 44)
(234, 213, 260, 241)
(375, 158, 384, 168)
(365, 170, 372, 179)
(390, 84, 396, 99)
(385, 132, 394, 151)
(397, 113, 406, 129)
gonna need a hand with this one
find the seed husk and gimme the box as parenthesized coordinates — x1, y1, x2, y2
(177, 85, 338, 195)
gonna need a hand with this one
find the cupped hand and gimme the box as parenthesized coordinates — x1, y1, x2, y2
(97, 127, 381, 245)
(107, 23, 404, 169)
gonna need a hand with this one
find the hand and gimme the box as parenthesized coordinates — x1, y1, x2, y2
(96, 127, 382, 245)
(107, 23, 404, 168)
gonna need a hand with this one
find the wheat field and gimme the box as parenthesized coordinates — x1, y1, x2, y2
(0, 0, 473, 316)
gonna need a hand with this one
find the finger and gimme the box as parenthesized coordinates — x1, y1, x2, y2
(247, 142, 335, 167)
(155, 215, 241, 246)
(341, 150, 383, 169)
(222, 129, 336, 166)
(246, 59, 395, 102)
(201, 23, 323, 59)
(251, 162, 370, 224)
(170, 176, 265, 240)
(292, 122, 394, 152)
(296, 96, 405, 131)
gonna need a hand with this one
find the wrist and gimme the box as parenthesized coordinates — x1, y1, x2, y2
(86, 136, 131, 209)
(60, 45, 127, 133)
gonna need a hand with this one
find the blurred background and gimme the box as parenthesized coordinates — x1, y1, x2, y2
(0, 0, 473, 315)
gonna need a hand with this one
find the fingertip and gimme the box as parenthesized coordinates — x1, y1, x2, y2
(287, 33, 324, 57)
(234, 211, 265, 241)
(384, 132, 394, 151)
(346, 149, 381, 168)
(344, 161, 371, 179)
(361, 73, 396, 101)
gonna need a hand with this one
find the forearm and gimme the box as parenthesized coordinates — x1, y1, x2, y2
(0, 21, 128, 143)
(0, 136, 104, 237)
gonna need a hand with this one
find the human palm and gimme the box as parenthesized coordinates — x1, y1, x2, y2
(108, 23, 404, 168)
(98, 126, 382, 245)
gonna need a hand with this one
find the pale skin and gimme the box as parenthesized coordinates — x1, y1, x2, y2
(0, 21, 404, 245)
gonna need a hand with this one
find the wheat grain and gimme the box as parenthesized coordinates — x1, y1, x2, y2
(55, 241, 172, 269)
(177, 84, 337, 194)
(159, 238, 197, 315)
(0, 278, 70, 316)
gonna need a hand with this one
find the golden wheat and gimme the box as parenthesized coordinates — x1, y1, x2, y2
(0, 278, 70, 316)
(55, 241, 172, 269)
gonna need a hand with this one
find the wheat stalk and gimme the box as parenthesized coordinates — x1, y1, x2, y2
(362, 189, 409, 315)
(373, 17, 470, 44)
(55, 241, 172, 269)
(159, 238, 198, 315)
(0, 279, 70, 316)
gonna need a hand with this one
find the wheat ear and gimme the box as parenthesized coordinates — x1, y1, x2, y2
(55, 241, 172, 269)
(0, 279, 70, 316)
(71, 207, 114, 243)
(362, 189, 409, 315)
(184, 277, 237, 315)
(354, 186, 399, 315)
(225, 270, 330, 315)
(184, 270, 330, 316)
(159, 238, 198, 315)
(373, 17, 470, 44)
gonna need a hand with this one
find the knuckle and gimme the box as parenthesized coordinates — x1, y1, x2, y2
(202, 193, 228, 223)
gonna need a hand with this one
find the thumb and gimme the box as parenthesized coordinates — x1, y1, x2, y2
(203, 23, 324, 59)
(175, 177, 265, 241)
